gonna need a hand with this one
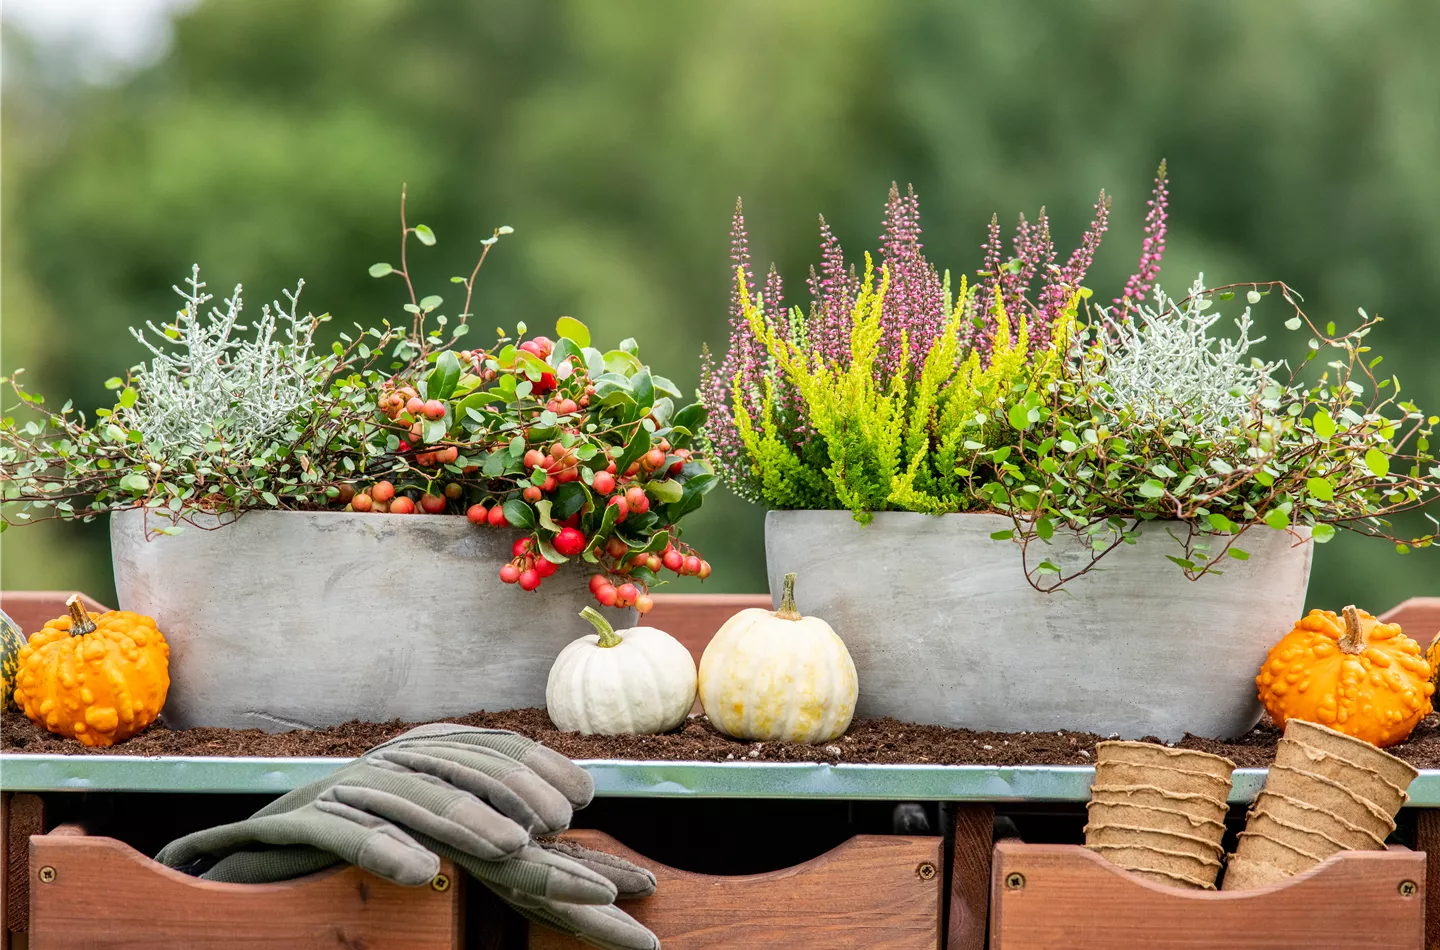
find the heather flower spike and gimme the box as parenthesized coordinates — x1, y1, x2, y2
(1114, 159, 1170, 317)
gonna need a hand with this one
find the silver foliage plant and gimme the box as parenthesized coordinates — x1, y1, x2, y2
(1089, 275, 1285, 431)
(118, 265, 328, 455)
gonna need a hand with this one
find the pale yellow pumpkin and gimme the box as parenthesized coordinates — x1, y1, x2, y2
(698, 573, 857, 743)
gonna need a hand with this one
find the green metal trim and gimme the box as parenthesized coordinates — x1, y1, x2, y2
(9, 754, 1429, 804)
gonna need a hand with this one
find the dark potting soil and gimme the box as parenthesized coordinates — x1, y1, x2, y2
(8, 706, 1440, 769)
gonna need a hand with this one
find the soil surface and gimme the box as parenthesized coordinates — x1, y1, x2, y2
(8, 707, 1440, 768)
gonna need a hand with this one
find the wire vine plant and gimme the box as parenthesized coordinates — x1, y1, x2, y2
(987, 279, 1440, 592)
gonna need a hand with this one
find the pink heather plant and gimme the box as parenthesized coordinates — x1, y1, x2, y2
(701, 168, 1171, 502)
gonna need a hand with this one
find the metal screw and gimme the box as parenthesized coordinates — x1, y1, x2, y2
(916, 862, 937, 881)
(1005, 872, 1025, 890)
(38, 866, 56, 884)
(1399, 879, 1418, 898)
(430, 872, 451, 893)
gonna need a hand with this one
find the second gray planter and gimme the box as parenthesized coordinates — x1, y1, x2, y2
(111, 508, 632, 731)
(765, 510, 1313, 741)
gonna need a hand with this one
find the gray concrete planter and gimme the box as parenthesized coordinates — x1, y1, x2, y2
(111, 508, 631, 731)
(764, 510, 1313, 741)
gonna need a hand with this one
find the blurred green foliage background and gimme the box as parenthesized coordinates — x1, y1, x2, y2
(3, 0, 1437, 610)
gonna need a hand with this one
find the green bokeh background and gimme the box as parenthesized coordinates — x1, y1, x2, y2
(3, 0, 1436, 610)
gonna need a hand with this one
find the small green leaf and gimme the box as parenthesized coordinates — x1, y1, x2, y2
(1035, 516, 1054, 541)
(990, 529, 1015, 541)
(1306, 476, 1334, 501)
(104, 377, 124, 390)
(1227, 547, 1250, 561)
(1312, 409, 1336, 439)
(261, 491, 279, 507)
(1008, 402, 1032, 431)
(414, 224, 436, 246)
(1310, 523, 1336, 543)
(119, 473, 150, 492)
(1138, 479, 1166, 499)
(503, 499, 535, 529)
(119, 387, 138, 409)
(645, 479, 683, 504)
(1365, 447, 1390, 478)
(556, 316, 591, 348)
(369, 262, 394, 278)
(420, 294, 443, 312)
(1264, 509, 1290, 530)
(535, 499, 561, 532)
(1284, 317, 1302, 331)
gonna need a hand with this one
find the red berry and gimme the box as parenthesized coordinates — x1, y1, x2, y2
(351, 492, 374, 513)
(372, 480, 396, 503)
(625, 462, 640, 477)
(424, 400, 446, 420)
(592, 471, 616, 495)
(606, 461, 617, 475)
(631, 553, 648, 568)
(561, 513, 581, 528)
(518, 569, 541, 591)
(668, 459, 684, 476)
(554, 527, 587, 557)
(523, 485, 543, 502)
(595, 584, 618, 607)
(542, 474, 557, 493)
(390, 496, 417, 515)
(405, 396, 426, 417)
(698, 560, 712, 579)
(525, 449, 546, 469)
(531, 336, 554, 357)
(643, 448, 665, 470)
(662, 549, 683, 572)
(420, 493, 446, 514)
(334, 483, 356, 505)
(606, 537, 629, 559)
(499, 563, 521, 584)
(436, 446, 459, 464)
(550, 442, 568, 458)
(589, 574, 609, 593)
(559, 399, 578, 415)
(608, 495, 629, 518)
(614, 583, 639, 608)
(513, 537, 534, 557)
(646, 554, 662, 573)
(467, 503, 488, 524)
(416, 452, 437, 466)
(534, 557, 557, 578)
(635, 594, 654, 615)
(682, 555, 701, 575)
(397, 440, 411, 454)
(445, 483, 464, 501)
(533, 372, 557, 394)
(487, 504, 508, 526)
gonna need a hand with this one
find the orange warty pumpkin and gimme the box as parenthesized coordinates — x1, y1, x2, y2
(1257, 605, 1433, 748)
(14, 596, 170, 748)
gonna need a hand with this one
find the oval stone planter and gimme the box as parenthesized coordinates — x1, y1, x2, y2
(111, 508, 632, 731)
(764, 510, 1313, 741)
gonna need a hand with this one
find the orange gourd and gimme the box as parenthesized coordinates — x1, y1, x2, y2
(1257, 605, 1433, 748)
(14, 596, 170, 748)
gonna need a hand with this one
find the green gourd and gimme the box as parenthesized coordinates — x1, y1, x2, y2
(1, 609, 25, 712)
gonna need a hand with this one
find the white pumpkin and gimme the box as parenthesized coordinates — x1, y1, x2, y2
(546, 607, 698, 736)
(699, 572, 858, 743)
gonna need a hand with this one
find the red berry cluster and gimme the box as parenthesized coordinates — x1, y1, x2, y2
(583, 537, 709, 615)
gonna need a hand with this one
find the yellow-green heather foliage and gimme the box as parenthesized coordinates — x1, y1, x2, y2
(731, 255, 1072, 522)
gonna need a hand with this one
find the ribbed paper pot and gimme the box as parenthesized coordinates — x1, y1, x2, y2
(1282, 719, 1419, 792)
(1083, 823, 1223, 861)
(1095, 741, 1237, 782)
(1093, 761, 1234, 799)
(765, 511, 1312, 740)
(1263, 765, 1398, 838)
(1221, 855, 1292, 891)
(1273, 739, 1408, 815)
(111, 509, 634, 730)
(1086, 801, 1227, 840)
(1086, 843, 1220, 889)
(1242, 809, 1345, 862)
(1252, 791, 1387, 850)
(1089, 785, 1230, 823)
(1234, 830, 1325, 875)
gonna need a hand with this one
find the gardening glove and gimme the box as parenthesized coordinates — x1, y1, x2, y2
(155, 725, 659, 950)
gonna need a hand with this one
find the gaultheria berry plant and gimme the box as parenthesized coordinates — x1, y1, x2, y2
(706, 165, 1440, 590)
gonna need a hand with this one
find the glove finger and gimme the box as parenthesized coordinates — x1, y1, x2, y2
(368, 726, 594, 809)
(458, 840, 618, 905)
(156, 807, 439, 887)
(322, 782, 527, 861)
(199, 845, 340, 883)
(537, 839, 657, 899)
(488, 882, 660, 950)
(377, 746, 574, 834)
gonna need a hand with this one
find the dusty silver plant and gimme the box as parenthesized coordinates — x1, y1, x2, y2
(120, 265, 327, 455)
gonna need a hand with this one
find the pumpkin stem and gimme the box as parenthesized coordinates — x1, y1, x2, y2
(65, 594, 96, 638)
(580, 606, 624, 648)
(1339, 604, 1368, 655)
(775, 572, 802, 622)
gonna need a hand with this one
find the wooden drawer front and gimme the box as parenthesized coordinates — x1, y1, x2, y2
(530, 830, 943, 949)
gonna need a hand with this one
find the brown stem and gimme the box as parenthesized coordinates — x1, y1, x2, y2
(1339, 604, 1367, 655)
(66, 594, 96, 637)
(775, 572, 802, 621)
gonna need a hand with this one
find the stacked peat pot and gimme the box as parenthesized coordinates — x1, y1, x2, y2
(1085, 741, 1236, 889)
(1222, 719, 1417, 890)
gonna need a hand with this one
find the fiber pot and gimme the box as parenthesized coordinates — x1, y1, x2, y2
(765, 510, 1313, 740)
(111, 509, 632, 730)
